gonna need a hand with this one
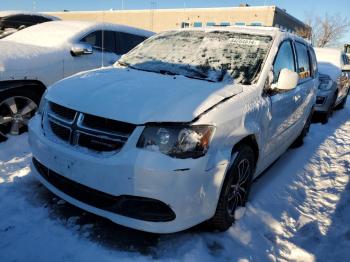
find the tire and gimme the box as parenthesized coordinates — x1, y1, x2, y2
(0, 87, 41, 140)
(206, 144, 256, 231)
(291, 108, 313, 148)
(320, 94, 336, 124)
(335, 90, 348, 110)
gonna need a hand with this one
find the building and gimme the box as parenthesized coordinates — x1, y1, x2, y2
(47, 5, 310, 36)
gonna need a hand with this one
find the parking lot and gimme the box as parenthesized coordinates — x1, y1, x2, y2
(1, 101, 349, 261)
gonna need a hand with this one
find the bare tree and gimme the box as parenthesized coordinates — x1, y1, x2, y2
(300, 12, 350, 47)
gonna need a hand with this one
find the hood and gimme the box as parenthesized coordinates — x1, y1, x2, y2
(318, 62, 341, 82)
(0, 41, 64, 78)
(47, 67, 242, 124)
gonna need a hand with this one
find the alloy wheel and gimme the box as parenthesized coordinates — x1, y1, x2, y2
(226, 158, 251, 217)
(0, 96, 37, 137)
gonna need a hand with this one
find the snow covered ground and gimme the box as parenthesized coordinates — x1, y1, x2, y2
(0, 101, 349, 262)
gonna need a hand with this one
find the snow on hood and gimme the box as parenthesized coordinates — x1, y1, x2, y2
(47, 67, 242, 124)
(0, 40, 65, 77)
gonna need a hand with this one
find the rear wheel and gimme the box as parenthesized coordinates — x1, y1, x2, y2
(207, 145, 255, 231)
(0, 88, 40, 140)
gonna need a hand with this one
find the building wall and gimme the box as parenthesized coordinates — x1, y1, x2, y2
(272, 7, 311, 35)
(47, 6, 282, 32)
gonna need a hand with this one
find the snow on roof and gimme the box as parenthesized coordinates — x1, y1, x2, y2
(4, 20, 153, 48)
(314, 48, 343, 80)
(0, 10, 59, 20)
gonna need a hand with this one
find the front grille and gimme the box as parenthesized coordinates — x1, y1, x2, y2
(49, 120, 71, 141)
(33, 158, 176, 222)
(49, 102, 76, 122)
(316, 96, 326, 105)
(82, 113, 135, 135)
(45, 102, 136, 153)
(78, 132, 124, 152)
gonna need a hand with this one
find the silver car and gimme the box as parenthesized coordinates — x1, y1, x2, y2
(314, 48, 350, 123)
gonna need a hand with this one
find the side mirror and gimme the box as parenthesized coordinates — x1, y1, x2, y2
(342, 64, 350, 72)
(272, 68, 299, 91)
(71, 43, 93, 57)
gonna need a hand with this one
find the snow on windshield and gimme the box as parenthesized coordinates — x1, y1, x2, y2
(120, 30, 272, 84)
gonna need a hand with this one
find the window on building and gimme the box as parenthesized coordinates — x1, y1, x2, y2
(295, 42, 311, 79)
(181, 22, 190, 28)
(273, 41, 296, 82)
(206, 22, 215, 26)
(220, 22, 230, 26)
(235, 22, 246, 26)
(193, 22, 202, 28)
(251, 22, 263, 26)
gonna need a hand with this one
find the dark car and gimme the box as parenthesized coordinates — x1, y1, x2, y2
(0, 11, 59, 39)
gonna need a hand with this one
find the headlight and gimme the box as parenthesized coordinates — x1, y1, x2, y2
(318, 79, 332, 91)
(37, 90, 48, 115)
(137, 125, 216, 159)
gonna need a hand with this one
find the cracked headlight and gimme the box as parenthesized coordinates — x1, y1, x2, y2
(137, 125, 215, 159)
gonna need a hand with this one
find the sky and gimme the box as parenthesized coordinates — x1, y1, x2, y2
(0, 0, 349, 44)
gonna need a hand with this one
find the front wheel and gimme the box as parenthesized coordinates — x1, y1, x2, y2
(207, 144, 256, 231)
(335, 90, 348, 110)
(0, 88, 40, 140)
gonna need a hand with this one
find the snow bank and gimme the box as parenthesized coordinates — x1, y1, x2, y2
(0, 101, 350, 261)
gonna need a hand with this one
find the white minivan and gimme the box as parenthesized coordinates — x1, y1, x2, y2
(29, 27, 317, 233)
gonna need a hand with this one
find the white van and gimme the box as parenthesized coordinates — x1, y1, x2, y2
(29, 27, 317, 233)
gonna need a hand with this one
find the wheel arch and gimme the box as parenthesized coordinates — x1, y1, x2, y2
(231, 134, 259, 166)
(0, 80, 47, 96)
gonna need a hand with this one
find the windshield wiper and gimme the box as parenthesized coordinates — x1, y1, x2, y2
(159, 69, 177, 76)
(117, 60, 130, 67)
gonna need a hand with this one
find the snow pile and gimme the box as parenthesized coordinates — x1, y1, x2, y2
(0, 101, 350, 261)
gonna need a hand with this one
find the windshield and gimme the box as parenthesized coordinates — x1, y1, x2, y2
(119, 30, 272, 84)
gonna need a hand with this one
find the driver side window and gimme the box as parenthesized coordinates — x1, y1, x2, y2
(81, 31, 102, 50)
(273, 41, 296, 83)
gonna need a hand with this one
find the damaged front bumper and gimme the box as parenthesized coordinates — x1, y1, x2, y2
(28, 115, 230, 233)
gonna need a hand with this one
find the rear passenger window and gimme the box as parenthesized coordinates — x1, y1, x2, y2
(116, 32, 146, 55)
(273, 41, 295, 82)
(295, 42, 311, 79)
(103, 31, 116, 53)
